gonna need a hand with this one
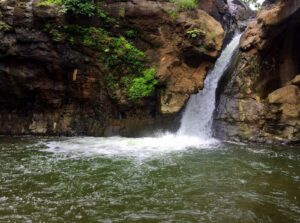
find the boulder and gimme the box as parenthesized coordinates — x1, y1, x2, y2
(104, 0, 225, 114)
(268, 85, 300, 104)
(287, 75, 300, 87)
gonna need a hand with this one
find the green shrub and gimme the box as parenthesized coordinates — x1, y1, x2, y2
(186, 28, 205, 39)
(170, 0, 198, 10)
(125, 29, 138, 39)
(128, 68, 158, 100)
(165, 9, 178, 20)
(60, 0, 96, 16)
(38, 0, 96, 16)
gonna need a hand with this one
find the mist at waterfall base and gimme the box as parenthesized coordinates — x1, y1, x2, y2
(1, 34, 300, 222)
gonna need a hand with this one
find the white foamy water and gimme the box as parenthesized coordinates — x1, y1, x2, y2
(43, 35, 241, 159)
(177, 34, 242, 138)
(43, 134, 220, 160)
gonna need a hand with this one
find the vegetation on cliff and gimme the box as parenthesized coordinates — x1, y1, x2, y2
(41, 0, 157, 101)
(38, 0, 96, 16)
(170, 0, 198, 10)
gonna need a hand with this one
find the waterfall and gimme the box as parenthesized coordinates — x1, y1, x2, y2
(43, 35, 242, 159)
(177, 34, 242, 138)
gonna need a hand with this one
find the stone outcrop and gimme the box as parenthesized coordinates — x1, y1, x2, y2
(214, 0, 300, 143)
(103, 0, 225, 114)
(0, 0, 238, 136)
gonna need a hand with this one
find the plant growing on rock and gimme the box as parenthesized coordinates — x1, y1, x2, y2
(0, 21, 11, 31)
(128, 68, 158, 100)
(38, 0, 98, 16)
(165, 9, 178, 20)
(186, 28, 205, 39)
(124, 29, 138, 39)
(60, 0, 96, 16)
(170, 0, 198, 10)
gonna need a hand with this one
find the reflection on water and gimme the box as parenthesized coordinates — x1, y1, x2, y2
(0, 136, 299, 223)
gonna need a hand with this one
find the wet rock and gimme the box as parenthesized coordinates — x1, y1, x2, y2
(268, 85, 300, 104)
(287, 75, 300, 87)
(215, 0, 300, 143)
(104, 1, 224, 114)
(0, 0, 246, 136)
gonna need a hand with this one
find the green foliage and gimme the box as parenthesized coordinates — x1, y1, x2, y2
(60, 0, 96, 16)
(186, 28, 205, 39)
(38, 0, 99, 16)
(165, 9, 178, 20)
(124, 29, 138, 39)
(118, 7, 125, 17)
(40, 0, 157, 101)
(128, 68, 158, 100)
(170, 0, 198, 10)
(0, 21, 11, 31)
(37, 0, 61, 6)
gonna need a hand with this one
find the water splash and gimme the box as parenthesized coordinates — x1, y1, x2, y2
(177, 34, 242, 138)
(43, 134, 220, 160)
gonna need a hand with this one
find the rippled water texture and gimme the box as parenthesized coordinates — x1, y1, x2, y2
(0, 136, 300, 223)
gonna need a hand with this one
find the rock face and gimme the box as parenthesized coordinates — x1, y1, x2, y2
(103, 0, 225, 114)
(227, 0, 255, 30)
(0, 0, 113, 136)
(0, 0, 238, 136)
(215, 0, 300, 143)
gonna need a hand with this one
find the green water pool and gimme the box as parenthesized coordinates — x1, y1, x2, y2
(0, 136, 299, 223)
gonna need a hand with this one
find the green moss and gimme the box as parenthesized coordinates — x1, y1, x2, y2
(165, 9, 178, 20)
(37, 0, 61, 6)
(128, 68, 158, 100)
(170, 0, 198, 10)
(186, 28, 205, 39)
(118, 7, 125, 17)
(0, 21, 11, 31)
(124, 29, 138, 39)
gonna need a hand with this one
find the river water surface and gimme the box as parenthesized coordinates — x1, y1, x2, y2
(0, 136, 299, 223)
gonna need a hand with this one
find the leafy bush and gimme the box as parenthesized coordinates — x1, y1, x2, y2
(128, 68, 158, 100)
(186, 28, 205, 39)
(170, 0, 198, 10)
(165, 9, 178, 20)
(60, 0, 96, 16)
(38, 0, 96, 16)
(125, 29, 138, 39)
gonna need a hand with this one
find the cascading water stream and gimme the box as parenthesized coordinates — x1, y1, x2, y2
(177, 34, 242, 139)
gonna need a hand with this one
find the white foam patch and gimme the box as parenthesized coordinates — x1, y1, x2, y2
(42, 133, 221, 160)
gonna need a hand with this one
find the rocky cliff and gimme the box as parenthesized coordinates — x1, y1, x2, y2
(215, 0, 300, 143)
(0, 0, 238, 136)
